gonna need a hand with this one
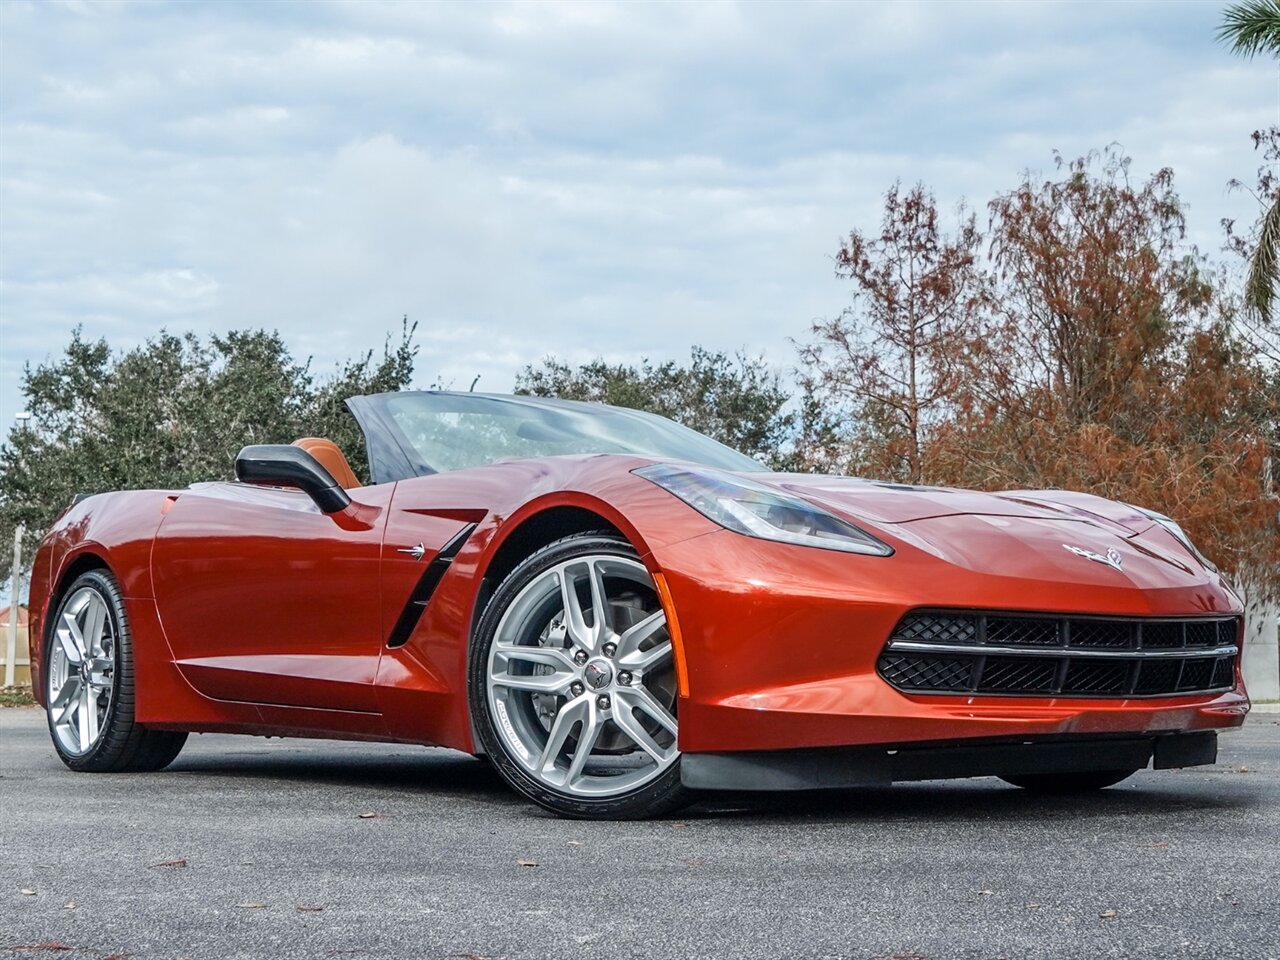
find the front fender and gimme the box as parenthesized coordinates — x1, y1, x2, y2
(28, 490, 173, 706)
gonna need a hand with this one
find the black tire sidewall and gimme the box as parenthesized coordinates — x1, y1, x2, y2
(468, 532, 690, 819)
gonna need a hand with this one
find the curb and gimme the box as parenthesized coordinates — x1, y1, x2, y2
(1250, 702, 1280, 714)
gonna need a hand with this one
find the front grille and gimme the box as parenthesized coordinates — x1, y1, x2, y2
(877, 611, 1240, 698)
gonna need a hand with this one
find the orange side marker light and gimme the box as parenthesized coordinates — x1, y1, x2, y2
(651, 571, 690, 698)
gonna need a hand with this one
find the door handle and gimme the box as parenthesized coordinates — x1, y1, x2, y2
(397, 543, 426, 561)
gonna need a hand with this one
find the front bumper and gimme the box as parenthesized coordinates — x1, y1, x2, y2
(681, 730, 1219, 791)
(651, 529, 1249, 754)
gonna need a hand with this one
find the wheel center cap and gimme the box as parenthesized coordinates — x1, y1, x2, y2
(583, 659, 613, 690)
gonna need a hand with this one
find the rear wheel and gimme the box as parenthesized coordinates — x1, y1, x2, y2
(45, 569, 187, 772)
(1000, 769, 1140, 793)
(470, 532, 690, 819)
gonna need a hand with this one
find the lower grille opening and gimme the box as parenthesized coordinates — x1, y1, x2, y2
(877, 611, 1240, 699)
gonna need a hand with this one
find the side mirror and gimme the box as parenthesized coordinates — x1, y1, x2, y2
(235, 444, 352, 514)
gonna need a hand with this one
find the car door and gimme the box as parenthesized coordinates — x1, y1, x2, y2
(151, 481, 394, 713)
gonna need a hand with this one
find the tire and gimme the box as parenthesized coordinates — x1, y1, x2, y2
(44, 569, 187, 773)
(1000, 768, 1140, 793)
(469, 531, 692, 819)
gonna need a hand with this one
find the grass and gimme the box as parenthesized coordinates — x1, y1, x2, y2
(0, 686, 35, 707)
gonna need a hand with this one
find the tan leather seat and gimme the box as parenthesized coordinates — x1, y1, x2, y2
(291, 437, 360, 489)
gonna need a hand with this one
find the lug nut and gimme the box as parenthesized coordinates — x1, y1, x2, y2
(570, 682, 584, 696)
(573, 649, 588, 665)
(617, 671, 633, 686)
(596, 695, 611, 710)
(602, 642, 617, 657)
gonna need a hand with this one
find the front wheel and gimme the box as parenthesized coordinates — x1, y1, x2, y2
(470, 532, 691, 819)
(1000, 769, 1140, 793)
(45, 569, 187, 772)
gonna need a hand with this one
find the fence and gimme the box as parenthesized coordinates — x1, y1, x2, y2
(1240, 584, 1280, 701)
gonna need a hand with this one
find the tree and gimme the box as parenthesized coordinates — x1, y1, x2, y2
(977, 150, 1212, 439)
(932, 151, 1278, 590)
(515, 346, 793, 466)
(793, 183, 989, 482)
(1217, 0, 1280, 58)
(1225, 128, 1280, 348)
(1219, 2, 1280, 322)
(793, 151, 1278, 592)
(308, 320, 420, 480)
(0, 323, 418, 583)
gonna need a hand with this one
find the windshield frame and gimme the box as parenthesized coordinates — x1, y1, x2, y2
(344, 391, 765, 484)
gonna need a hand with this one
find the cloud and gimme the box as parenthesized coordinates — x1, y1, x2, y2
(0, 0, 1273, 438)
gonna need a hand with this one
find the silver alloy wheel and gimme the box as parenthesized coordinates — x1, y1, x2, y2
(47, 586, 116, 756)
(485, 554, 678, 798)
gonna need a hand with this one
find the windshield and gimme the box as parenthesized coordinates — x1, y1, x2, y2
(345, 391, 765, 482)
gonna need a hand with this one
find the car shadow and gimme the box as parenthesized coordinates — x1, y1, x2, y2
(168, 745, 515, 799)
(166, 743, 1260, 822)
(689, 776, 1261, 823)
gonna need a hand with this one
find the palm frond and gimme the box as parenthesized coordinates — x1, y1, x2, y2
(1218, 0, 1280, 58)
(1246, 194, 1280, 324)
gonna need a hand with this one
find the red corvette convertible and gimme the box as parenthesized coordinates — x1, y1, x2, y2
(28, 391, 1248, 818)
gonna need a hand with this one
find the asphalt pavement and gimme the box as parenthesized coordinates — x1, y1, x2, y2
(2, 705, 1278, 960)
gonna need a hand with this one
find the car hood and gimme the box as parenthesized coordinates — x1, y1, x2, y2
(757, 473, 1148, 530)
(748, 473, 1217, 590)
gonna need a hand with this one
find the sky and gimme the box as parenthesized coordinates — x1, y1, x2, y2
(0, 0, 1276, 437)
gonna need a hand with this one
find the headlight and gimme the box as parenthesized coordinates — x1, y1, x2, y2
(635, 463, 893, 556)
(1131, 505, 1216, 571)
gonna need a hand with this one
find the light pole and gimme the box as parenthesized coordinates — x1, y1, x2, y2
(4, 525, 21, 688)
(5, 412, 32, 687)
